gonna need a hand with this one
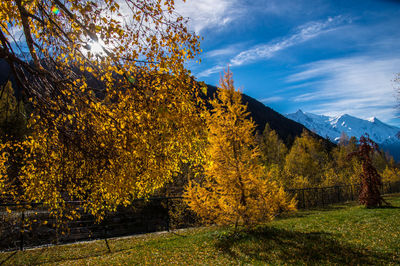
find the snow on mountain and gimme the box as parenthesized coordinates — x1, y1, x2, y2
(286, 110, 400, 144)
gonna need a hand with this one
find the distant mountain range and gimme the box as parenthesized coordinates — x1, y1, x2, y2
(205, 86, 330, 146)
(286, 110, 400, 160)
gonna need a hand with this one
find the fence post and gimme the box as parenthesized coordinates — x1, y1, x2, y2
(350, 185, 354, 201)
(55, 218, 59, 245)
(104, 225, 111, 252)
(321, 188, 324, 207)
(336, 186, 340, 203)
(20, 210, 25, 251)
(166, 198, 170, 232)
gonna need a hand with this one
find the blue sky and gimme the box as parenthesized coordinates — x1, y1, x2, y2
(177, 0, 400, 126)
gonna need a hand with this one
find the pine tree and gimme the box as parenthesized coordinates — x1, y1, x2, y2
(184, 69, 296, 227)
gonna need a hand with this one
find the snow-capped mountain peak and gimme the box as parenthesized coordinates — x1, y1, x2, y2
(286, 110, 400, 145)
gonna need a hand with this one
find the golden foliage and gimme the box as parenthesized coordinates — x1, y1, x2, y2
(283, 131, 329, 188)
(259, 124, 287, 167)
(5, 74, 205, 222)
(185, 69, 296, 227)
(323, 137, 361, 186)
(0, 0, 204, 222)
(0, 145, 7, 195)
(259, 124, 288, 186)
(381, 166, 400, 183)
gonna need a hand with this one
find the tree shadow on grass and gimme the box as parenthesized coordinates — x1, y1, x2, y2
(366, 205, 400, 209)
(0, 251, 17, 266)
(275, 204, 350, 220)
(0, 240, 113, 266)
(215, 226, 399, 265)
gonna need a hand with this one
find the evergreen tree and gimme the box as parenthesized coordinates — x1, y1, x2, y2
(185, 69, 295, 227)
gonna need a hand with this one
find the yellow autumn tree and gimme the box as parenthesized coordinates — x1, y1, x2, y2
(0, 0, 204, 221)
(381, 166, 400, 183)
(259, 124, 287, 167)
(185, 69, 296, 227)
(323, 135, 361, 186)
(0, 146, 7, 196)
(283, 130, 329, 188)
(259, 123, 288, 185)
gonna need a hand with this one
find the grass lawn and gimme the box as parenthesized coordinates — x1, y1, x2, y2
(1, 194, 400, 265)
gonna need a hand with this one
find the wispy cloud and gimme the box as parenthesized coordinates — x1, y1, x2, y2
(231, 16, 350, 66)
(204, 43, 244, 58)
(287, 56, 400, 122)
(175, 0, 242, 33)
(198, 16, 351, 77)
(260, 96, 284, 103)
(198, 65, 225, 78)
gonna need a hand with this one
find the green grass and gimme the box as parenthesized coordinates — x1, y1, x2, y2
(1, 195, 400, 265)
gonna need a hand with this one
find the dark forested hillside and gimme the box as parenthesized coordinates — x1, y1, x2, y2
(206, 85, 326, 146)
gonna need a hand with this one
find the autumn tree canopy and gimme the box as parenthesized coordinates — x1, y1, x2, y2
(283, 130, 329, 188)
(185, 69, 296, 227)
(0, 0, 205, 221)
(324, 135, 361, 186)
(259, 123, 287, 168)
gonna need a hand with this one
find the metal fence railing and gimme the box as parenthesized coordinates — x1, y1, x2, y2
(0, 197, 200, 252)
(286, 181, 400, 209)
(1, 181, 400, 251)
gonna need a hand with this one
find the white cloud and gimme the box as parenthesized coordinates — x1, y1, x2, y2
(230, 16, 350, 66)
(198, 16, 351, 77)
(204, 44, 243, 58)
(175, 0, 242, 33)
(198, 65, 224, 78)
(176, 0, 320, 34)
(287, 56, 400, 122)
(260, 96, 284, 103)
